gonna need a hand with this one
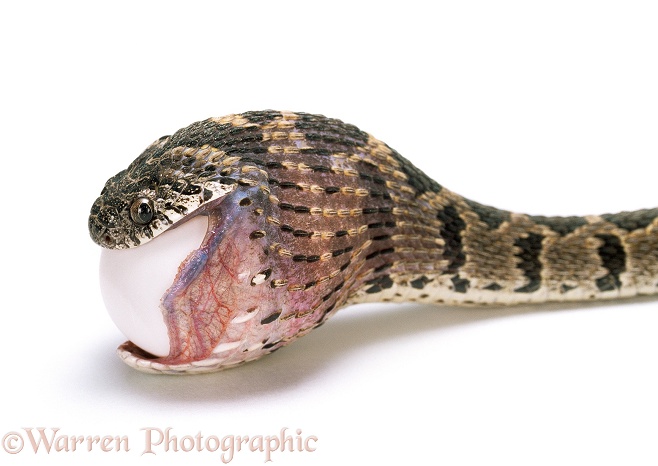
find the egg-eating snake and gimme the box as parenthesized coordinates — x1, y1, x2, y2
(88, 110, 658, 374)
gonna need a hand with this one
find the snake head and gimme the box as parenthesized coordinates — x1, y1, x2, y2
(88, 135, 237, 249)
(89, 111, 404, 373)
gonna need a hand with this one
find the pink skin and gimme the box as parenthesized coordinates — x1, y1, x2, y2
(153, 189, 348, 366)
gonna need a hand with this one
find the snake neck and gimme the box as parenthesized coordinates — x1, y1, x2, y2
(346, 186, 658, 306)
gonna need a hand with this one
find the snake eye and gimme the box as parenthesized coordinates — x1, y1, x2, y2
(130, 197, 155, 225)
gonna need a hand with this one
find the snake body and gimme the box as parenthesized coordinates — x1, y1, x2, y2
(89, 110, 658, 373)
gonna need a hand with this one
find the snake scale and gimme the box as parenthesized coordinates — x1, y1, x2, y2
(89, 110, 658, 374)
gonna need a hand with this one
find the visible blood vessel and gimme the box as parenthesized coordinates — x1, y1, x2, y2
(99, 216, 209, 357)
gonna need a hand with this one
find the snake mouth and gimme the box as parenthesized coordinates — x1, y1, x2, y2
(99, 215, 210, 360)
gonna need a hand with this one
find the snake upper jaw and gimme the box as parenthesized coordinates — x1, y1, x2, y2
(88, 179, 238, 250)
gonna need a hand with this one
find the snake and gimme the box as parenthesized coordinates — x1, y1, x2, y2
(88, 110, 658, 374)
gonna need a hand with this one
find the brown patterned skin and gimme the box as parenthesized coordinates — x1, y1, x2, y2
(89, 110, 658, 373)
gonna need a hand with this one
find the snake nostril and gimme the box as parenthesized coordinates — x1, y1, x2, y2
(103, 233, 114, 246)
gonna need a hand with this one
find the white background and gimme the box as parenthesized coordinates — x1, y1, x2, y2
(1, 1, 658, 465)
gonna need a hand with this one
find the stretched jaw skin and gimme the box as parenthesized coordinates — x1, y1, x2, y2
(154, 188, 342, 369)
(114, 182, 358, 373)
(100, 216, 209, 357)
(158, 208, 269, 365)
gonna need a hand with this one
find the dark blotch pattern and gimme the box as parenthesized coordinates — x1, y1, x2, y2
(451, 275, 470, 293)
(410, 275, 433, 289)
(483, 282, 502, 291)
(465, 199, 510, 229)
(260, 311, 282, 325)
(601, 209, 657, 232)
(365, 275, 394, 294)
(389, 148, 443, 194)
(530, 215, 588, 236)
(514, 233, 544, 293)
(437, 205, 466, 274)
(560, 284, 576, 293)
(595, 234, 626, 292)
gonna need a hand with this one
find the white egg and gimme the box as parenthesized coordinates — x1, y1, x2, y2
(99, 216, 209, 357)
